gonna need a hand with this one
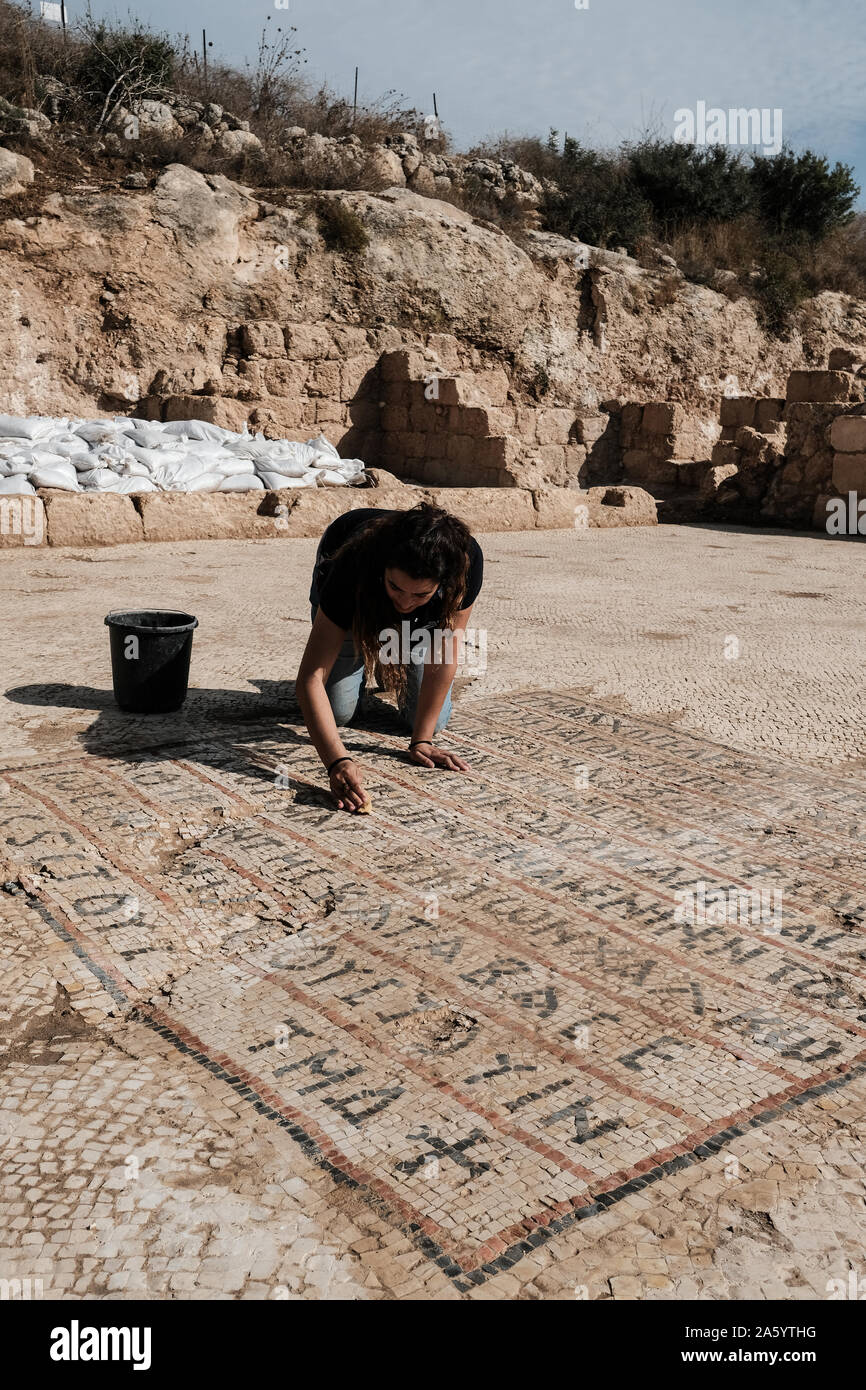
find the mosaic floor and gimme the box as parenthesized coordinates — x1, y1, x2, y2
(3, 688, 865, 1294)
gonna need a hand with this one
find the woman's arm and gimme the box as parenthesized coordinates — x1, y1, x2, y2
(409, 605, 474, 772)
(296, 610, 369, 811)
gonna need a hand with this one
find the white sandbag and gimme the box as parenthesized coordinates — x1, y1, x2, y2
(240, 439, 318, 469)
(0, 417, 367, 492)
(0, 474, 36, 493)
(0, 415, 64, 441)
(257, 469, 319, 490)
(118, 476, 157, 493)
(307, 433, 340, 459)
(72, 420, 123, 443)
(253, 458, 311, 479)
(161, 419, 237, 443)
(129, 446, 200, 473)
(219, 474, 264, 491)
(122, 426, 170, 449)
(111, 456, 154, 479)
(77, 471, 157, 493)
(76, 468, 134, 492)
(202, 454, 255, 477)
(317, 457, 364, 478)
(148, 458, 214, 492)
(29, 460, 80, 490)
(315, 469, 351, 486)
(185, 471, 228, 492)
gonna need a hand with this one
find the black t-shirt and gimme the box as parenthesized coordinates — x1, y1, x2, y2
(311, 508, 483, 632)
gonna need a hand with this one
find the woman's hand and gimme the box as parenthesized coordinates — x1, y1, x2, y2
(329, 759, 369, 812)
(408, 743, 470, 772)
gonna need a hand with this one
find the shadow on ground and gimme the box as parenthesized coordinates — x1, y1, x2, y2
(4, 679, 415, 796)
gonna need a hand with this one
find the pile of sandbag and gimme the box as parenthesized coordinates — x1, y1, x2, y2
(0, 415, 367, 495)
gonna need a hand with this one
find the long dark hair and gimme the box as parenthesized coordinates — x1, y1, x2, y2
(325, 503, 473, 698)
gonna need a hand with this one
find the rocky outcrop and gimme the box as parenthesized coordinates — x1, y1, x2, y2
(2, 161, 866, 517)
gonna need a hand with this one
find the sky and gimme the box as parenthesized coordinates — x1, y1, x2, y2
(58, 0, 866, 206)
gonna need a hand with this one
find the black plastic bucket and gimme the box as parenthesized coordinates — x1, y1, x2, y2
(105, 610, 198, 714)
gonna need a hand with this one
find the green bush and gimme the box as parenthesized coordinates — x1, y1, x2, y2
(749, 147, 858, 241)
(626, 140, 752, 233)
(543, 140, 651, 252)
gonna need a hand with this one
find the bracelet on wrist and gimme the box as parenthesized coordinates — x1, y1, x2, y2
(409, 740, 433, 748)
(327, 755, 352, 776)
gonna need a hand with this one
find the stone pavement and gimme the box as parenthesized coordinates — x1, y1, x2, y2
(1, 523, 865, 1300)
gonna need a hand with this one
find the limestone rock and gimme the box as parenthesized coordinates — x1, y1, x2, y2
(136, 100, 184, 138)
(0, 146, 35, 197)
(367, 146, 406, 187)
(213, 128, 263, 159)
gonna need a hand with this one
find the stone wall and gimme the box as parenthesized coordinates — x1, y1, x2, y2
(0, 481, 657, 549)
(702, 364, 866, 528)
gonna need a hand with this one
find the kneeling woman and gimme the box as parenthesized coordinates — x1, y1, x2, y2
(296, 503, 483, 813)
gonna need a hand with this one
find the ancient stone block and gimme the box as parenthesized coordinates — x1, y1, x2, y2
(268, 489, 397, 537)
(38, 491, 143, 547)
(619, 403, 643, 437)
(622, 449, 676, 486)
(455, 406, 491, 439)
(341, 354, 379, 399)
(425, 333, 462, 373)
(306, 362, 342, 398)
(563, 443, 588, 482)
(535, 408, 576, 445)
(586, 485, 658, 527)
(700, 463, 739, 496)
(829, 416, 866, 453)
(0, 495, 46, 547)
(283, 323, 335, 360)
(314, 399, 345, 426)
(240, 322, 286, 358)
(531, 487, 585, 529)
(711, 440, 742, 468)
(379, 349, 433, 382)
(832, 453, 866, 493)
(575, 415, 608, 446)
(535, 444, 567, 484)
(754, 398, 785, 433)
(786, 370, 852, 403)
(262, 360, 308, 397)
(346, 399, 380, 429)
(641, 402, 682, 435)
(473, 368, 510, 408)
(719, 397, 757, 429)
(381, 404, 409, 433)
(330, 326, 370, 356)
(422, 487, 536, 531)
(134, 492, 274, 543)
